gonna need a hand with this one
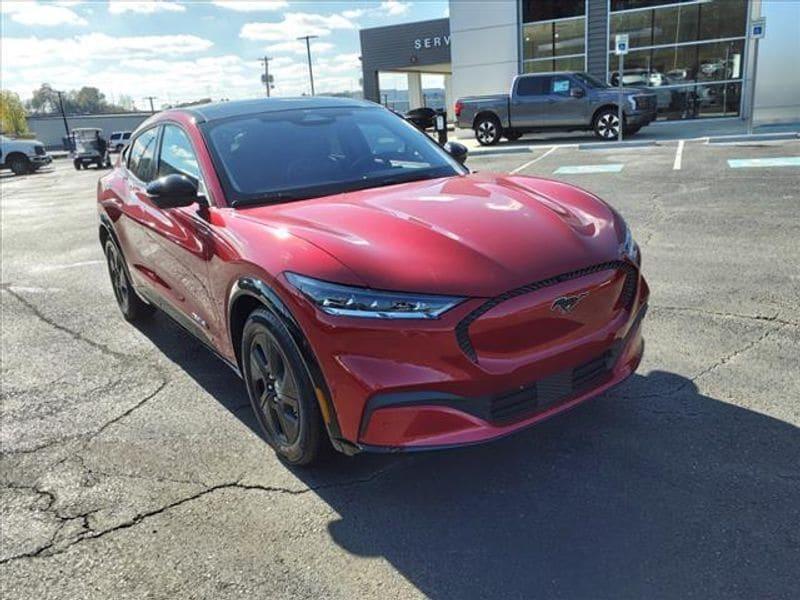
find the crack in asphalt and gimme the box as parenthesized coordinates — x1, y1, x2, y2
(620, 321, 790, 401)
(652, 304, 799, 327)
(0, 459, 409, 566)
(1, 284, 132, 361)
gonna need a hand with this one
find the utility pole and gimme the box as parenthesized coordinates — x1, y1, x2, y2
(54, 90, 70, 137)
(297, 35, 318, 96)
(259, 56, 272, 97)
(144, 96, 157, 114)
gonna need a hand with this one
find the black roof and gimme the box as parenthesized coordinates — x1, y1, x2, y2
(180, 96, 377, 123)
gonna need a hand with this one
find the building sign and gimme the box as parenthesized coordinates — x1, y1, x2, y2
(750, 18, 766, 39)
(414, 35, 451, 50)
(614, 34, 629, 55)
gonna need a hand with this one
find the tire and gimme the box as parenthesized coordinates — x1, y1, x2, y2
(95, 159, 103, 169)
(8, 155, 30, 176)
(593, 109, 621, 140)
(104, 239, 153, 322)
(474, 115, 502, 146)
(505, 130, 523, 141)
(241, 308, 326, 466)
(115, 144, 123, 153)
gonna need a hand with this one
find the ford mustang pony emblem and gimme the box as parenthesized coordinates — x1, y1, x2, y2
(551, 292, 589, 314)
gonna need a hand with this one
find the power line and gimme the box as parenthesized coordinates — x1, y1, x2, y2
(297, 35, 318, 96)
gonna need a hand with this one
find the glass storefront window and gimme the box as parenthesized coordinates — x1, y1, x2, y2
(554, 18, 585, 56)
(524, 55, 585, 74)
(523, 22, 554, 59)
(608, 0, 748, 119)
(522, 0, 585, 23)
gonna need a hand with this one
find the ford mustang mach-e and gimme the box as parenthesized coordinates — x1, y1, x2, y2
(97, 97, 648, 465)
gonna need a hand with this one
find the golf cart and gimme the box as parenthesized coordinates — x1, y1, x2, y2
(69, 128, 111, 170)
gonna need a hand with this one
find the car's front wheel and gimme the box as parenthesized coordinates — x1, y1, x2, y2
(474, 115, 502, 146)
(593, 109, 621, 140)
(242, 308, 326, 466)
(104, 239, 153, 321)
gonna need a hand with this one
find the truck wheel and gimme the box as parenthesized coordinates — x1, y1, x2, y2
(505, 131, 523, 141)
(8, 155, 31, 176)
(593, 109, 620, 140)
(475, 115, 502, 146)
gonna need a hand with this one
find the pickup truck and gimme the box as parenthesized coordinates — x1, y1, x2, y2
(0, 135, 52, 175)
(455, 71, 657, 145)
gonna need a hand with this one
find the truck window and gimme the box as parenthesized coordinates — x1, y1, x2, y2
(516, 76, 552, 96)
(551, 76, 572, 96)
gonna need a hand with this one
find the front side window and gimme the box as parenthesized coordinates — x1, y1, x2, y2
(158, 124, 201, 182)
(127, 127, 159, 182)
(202, 107, 464, 206)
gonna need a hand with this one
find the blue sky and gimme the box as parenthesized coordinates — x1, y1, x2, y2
(1, 0, 448, 109)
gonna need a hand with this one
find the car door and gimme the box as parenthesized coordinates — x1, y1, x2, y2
(547, 74, 590, 126)
(509, 75, 553, 128)
(120, 124, 216, 342)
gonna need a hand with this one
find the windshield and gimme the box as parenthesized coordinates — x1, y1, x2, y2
(201, 106, 465, 207)
(574, 72, 609, 89)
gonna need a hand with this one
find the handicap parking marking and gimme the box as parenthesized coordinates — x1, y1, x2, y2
(727, 157, 800, 168)
(554, 164, 624, 175)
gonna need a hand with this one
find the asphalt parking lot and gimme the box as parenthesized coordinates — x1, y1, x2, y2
(2, 140, 799, 599)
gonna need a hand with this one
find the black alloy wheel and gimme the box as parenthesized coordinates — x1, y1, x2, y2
(104, 239, 152, 321)
(594, 109, 621, 140)
(242, 308, 325, 466)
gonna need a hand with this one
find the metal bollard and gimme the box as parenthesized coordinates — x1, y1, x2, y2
(435, 110, 448, 145)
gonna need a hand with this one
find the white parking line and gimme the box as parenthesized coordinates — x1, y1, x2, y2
(673, 139, 684, 170)
(510, 146, 557, 174)
(728, 157, 800, 168)
(554, 164, 624, 175)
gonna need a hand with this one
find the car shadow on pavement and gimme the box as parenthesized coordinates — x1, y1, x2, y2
(135, 314, 799, 599)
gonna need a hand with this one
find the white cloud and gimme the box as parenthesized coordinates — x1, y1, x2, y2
(342, 8, 365, 19)
(380, 1, 411, 16)
(1, 1, 87, 27)
(2, 34, 212, 69)
(240, 12, 356, 42)
(108, 1, 185, 15)
(211, 1, 288, 12)
(265, 40, 334, 55)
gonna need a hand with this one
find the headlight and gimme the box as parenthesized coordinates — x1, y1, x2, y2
(286, 273, 465, 319)
(627, 96, 638, 111)
(621, 224, 640, 264)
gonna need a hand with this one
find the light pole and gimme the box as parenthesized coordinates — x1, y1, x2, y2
(144, 96, 157, 114)
(297, 35, 318, 96)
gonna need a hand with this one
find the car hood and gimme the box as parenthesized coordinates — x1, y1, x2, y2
(238, 173, 626, 297)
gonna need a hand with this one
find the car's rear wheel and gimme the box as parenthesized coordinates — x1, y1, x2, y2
(242, 308, 326, 466)
(104, 239, 153, 321)
(8, 155, 30, 175)
(474, 115, 502, 146)
(593, 109, 621, 140)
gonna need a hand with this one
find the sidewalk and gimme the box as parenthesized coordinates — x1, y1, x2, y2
(455, 119, 800, 155)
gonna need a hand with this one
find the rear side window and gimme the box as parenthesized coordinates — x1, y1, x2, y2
(158, 124, 201, 182)
(123, 132, 131, 140)
(127, 128, 159, 182)
(517, 76, 552, 96)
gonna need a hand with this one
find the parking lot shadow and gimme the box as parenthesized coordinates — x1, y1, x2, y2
(135, 314, 799, 599)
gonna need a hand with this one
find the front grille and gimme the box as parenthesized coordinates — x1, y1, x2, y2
(488, 350, 614, 423)
(455, 261, 638, 362)
(34, 145, 46, 155)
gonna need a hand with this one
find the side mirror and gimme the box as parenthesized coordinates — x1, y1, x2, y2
(570, 87, 586, 98)
(146, 174, 199, 209)
(443, 141, 468, 165)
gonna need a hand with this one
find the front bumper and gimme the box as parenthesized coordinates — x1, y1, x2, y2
(31, 155, 52, 166)
(284, 263, 649, 451)
(626, 110, 657, 127)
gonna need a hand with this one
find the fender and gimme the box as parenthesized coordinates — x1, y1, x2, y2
(228, 277, 357, 455)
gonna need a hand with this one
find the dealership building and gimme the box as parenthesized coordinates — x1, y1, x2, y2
(360, 0, 799, 126)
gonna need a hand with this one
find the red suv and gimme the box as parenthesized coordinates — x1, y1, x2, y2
(98, 98, 648, 465)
